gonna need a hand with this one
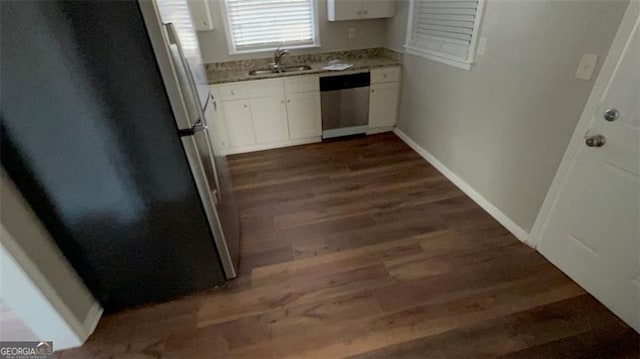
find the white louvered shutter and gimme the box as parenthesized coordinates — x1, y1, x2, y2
(224, 0, 317, 52)
(405, 0, 484, 67)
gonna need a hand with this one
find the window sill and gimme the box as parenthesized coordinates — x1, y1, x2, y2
(404, 46, 472, 71)
(229, 43, 321, 56)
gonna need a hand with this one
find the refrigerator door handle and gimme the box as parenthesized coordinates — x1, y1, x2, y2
(164, 22, 222, 203)
(163, 23, 207, 123)
(178, 118, 207, 137)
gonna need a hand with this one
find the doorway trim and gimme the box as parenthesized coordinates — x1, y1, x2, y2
(0, 172, 103, 350)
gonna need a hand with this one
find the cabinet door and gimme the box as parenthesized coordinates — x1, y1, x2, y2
(222, 100, 255, 146)
(328, 0, 363, 21)
(250, 96, 289, 144)
(286, 92, 321, 139)
(363, 0, 394, 19)
(205, 96, 230, 150)
(368, 82, 399, 128)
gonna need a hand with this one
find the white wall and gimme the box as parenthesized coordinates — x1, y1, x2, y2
(198, 0, 389, 63)
(391, 0, 629, 233)
(385, 0, 408, 52)
(0, 171, 101, 349)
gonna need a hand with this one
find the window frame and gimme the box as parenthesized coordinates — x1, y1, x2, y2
(404, 0, 486, 70)
(219, 0, 321, 55)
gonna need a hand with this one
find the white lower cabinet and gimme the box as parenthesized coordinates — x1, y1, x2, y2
(250, 96, 289, 144)
(368, 82, 399, 128)
(221, 100, 255, 147)
(212, 68, 401, 154)
(286, 92, 322, 139)
(212, 76, 322, 154)
(368, 67, 401, 130)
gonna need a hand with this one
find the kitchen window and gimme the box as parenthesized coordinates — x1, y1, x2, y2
(221, 0, 319, 54)
(405, 0, 485, 70)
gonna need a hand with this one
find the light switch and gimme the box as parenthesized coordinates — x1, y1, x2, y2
(575, 54, 598, 80)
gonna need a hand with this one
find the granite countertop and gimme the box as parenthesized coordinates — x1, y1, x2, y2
(205, 48, 402, 85)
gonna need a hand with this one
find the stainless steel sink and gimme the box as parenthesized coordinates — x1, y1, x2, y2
(248, 64, 312, 76)
(248, 68, 278, 76)
(280, 65, 312, 73)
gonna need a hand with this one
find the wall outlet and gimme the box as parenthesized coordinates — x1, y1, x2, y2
(348, 27, 356, 39)
(575, 54, 598, 80)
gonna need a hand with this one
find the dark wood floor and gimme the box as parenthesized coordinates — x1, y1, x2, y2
(60, 133, 639, 358)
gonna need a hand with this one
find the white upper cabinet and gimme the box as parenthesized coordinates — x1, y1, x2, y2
(328, 0, 395, 21)
(187, 0, 215, 31)
(363, 0, 394, 19)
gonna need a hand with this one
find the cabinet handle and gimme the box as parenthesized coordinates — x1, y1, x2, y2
(243, 104, 248, 108)
(231, 90, 236, 95)
(357, 10, 362, 15)
(363, 10, 368, 15)
(287, 100, 291, 103)
(371, 89, 375, 93)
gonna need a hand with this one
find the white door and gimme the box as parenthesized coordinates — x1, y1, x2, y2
(250, 97, 289, 144)
(286, 92, 322, 139)
(538, 7, 639, 332)
(221, 100, 255, 147)
(368, 82, 399, 128)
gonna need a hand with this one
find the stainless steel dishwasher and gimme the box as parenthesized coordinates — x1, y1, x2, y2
(320, 72, 370, 139)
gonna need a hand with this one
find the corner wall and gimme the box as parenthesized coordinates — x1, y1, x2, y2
(389, 0, 628, 233)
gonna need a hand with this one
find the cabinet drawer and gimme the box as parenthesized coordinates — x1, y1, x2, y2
(246, 78, 284, 98)
(284, 76, 320, 93)
(370, 67, 401, 84)
(216, 83, 247, 100)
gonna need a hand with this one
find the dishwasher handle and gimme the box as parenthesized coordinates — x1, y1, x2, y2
(320, 72, 370, 91)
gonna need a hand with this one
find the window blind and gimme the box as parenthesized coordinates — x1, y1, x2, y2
(405, 0, 483, 68)
(156, 0, 199, 53)
(224, 0, 316, 52)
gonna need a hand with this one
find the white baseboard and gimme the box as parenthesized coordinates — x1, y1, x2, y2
(366, 126, 395, 135)
(393, 128, 533, 247)
(82, 302, 103, 339)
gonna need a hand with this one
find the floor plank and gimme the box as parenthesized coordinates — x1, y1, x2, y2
(59, 133, 639, 358)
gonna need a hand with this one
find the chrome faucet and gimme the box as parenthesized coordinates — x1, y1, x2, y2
(273, 47, 289, 69)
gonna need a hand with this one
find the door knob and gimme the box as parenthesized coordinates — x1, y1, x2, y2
(604, 108, 619, 121)
(585, 134, 606, 147)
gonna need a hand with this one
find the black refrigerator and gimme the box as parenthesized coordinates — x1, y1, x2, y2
(0, 0, 240, 312)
